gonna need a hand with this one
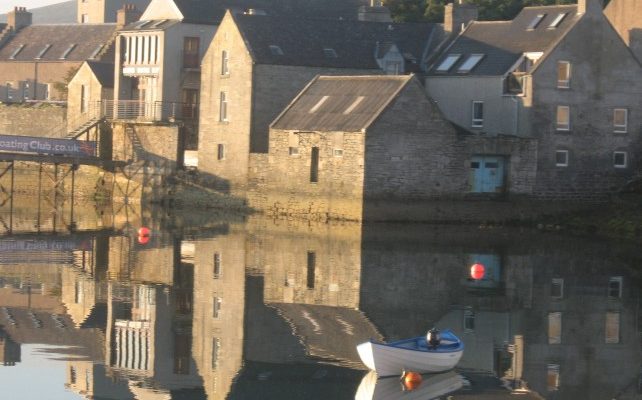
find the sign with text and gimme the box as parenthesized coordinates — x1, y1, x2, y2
(0, 134, 96, 157)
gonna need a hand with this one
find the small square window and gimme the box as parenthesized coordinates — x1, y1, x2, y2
(472, 101, 483, 128)
(288, 146, 299, 156)
(217, 144, 225, 160)
(551, 278, 564, 299)
(613, 109, 628, 133)
(613, 151, 627, 168)
(557, 61, 570, 88)
(555, 150, 569, 167)
(556, 105, 570, 131)
(333, 149, 343, 157)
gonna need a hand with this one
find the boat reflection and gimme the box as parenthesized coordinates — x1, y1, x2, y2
(355, 370, 463, 400)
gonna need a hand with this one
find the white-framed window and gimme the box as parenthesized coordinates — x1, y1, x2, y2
(556, 105, 570, 131)
(458, 54, 484, 73)
(557, 61, 570, 88)
(613, 151, 627, 168)
(551, 278, 564, 299)
(217, 143, 225, 160)
(471, 101, 483, 128)
(605, 311, 620, 344)
(555, 150, 569, 167)
(219, 91, 228, 121)
(608, 276, 623, 299)
(547, 364, 560, 391)
(613, 108, 628, 133)
(221, 50, 229, 75)
(213, 296, 222, 318)
(548, 312, 562, 344)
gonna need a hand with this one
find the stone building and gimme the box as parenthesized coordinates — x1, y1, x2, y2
(604, 0, 642, 62)
(67, 61, 114, 130)
(248, 75, 537, 221)
(198, 10, 443, 196)
(426, 0, 642, 199)
(0, 7, 118, 102)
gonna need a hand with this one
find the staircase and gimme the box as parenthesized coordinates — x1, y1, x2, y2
(124, 124, 145, 162)
(65, 117, 103, 139)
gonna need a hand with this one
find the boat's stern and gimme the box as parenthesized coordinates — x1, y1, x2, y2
(356, 341, 376, 371)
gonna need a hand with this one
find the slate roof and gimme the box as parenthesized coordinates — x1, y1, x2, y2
(234, 13, 439, 70)
(0, 24, 117, 62)
(428, 5, 580, 76)
(272, 75, 412, 132)
(86, 61, 114, 88)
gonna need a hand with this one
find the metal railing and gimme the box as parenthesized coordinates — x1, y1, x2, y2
(100, 100, 198, 122)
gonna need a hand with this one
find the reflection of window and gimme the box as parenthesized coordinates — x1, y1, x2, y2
(213, 252, 221, 279)
(613, 108, 628, 133)
(307, 251, 316, 289)
(555, 150, 568, 167)
(213, 296, 222, 318)
(70, 366, 77, 384)
(556, 105, 570, 131)
(551, 278, 564, 299)
(548, 312, 562, 344)
(212, 337, 220, 369)
(547, 364, 560, 391)
(605, 311, 620, 344)
(557, 61, 570, 88)
(614, 151, 627, 168)
(183, 37, 200, 68)
(608, 276, 622, 299)
(464, 309, 475, 331)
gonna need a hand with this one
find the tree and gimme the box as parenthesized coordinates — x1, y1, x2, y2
(52, 66, 79, 101)
(384, 0, 430, 22)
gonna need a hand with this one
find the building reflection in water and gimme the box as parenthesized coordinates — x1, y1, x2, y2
(0, 211, 640, 399)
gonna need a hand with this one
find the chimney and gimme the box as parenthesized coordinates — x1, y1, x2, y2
(117, 4, 142, 28)
(358, 0, 392, 22)
(577, 0, 603, 15)
(444, 0, 478, 35)
(7, 7, 32, 31)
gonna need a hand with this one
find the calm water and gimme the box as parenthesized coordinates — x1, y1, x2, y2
(0, 201, 640, 400)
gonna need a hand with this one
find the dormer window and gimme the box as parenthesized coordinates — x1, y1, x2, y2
(527, 14, 546, 30)
(9, 44, 25, 60)
(458, 54, 484, 73)
(548, 13, 567, 28)
(59, 44, 77, 60)
(269, 45, 283, 56)
(323, 48, 337, 58)
(436, 54, 461, 72)
(35, 44, 52, 60)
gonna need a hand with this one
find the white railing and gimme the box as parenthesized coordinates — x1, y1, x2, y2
(100, 100, 198, 122)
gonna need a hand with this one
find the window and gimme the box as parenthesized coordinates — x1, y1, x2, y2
(613, 108, 628, 133)
(213, 296, 222, 318)
(548, 13, 567, 28)
(213, 253, 221, 278)
(527, 14, 546, 30)
(471, 101, 483, 128)
(288, 147, 299, 156)
(80, 85, 88, 114)
(150, 19, 168, 28)
(464, 309, 475, 331)
(307, 251, 316, 289)
(269, 45, 283, 55)
(333, 149, 343, 157)
(608, 276, 622, 298)
(81, 13, 89, 23)
(323, 48, 337, 58)
(557, 61, 570, 88)
(555, 150, 569, 167)
(551, 278, 564, 299)
(385, 61, 402, 75)
(221, 50, 229, 75)
(343, 96, 364, 115)
(309, 95, 329, 113)
(219, 92, 228, 121)
(35, 44, 51, 60)
(59, 44, 77, 60)
(9, 44, 25, 60)
(183, 37, 200, 68)
(556, 105, 570, 131)
(547, 364, 560, 391)
(614, 151, 627, 168)
(548, 312, 562, 344)
(211, 337, 220, 369)
(458, 54, 484, 73)
(217, 144, 225, 160)
(436, 54, 461, 72)
(89, 44, 103, 60)
(605, 312, 620, 344)
(310, 147, 319, 183)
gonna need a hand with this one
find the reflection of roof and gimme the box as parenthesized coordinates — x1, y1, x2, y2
(428, 5, 579, 76)
(272, 75, 412, 132)
(270, 303, 382, 366)
(86, 61, 114, 88)
(235, 14, 438, 69)
(79, 302, 107, 331)
(0, 24, 117, 62)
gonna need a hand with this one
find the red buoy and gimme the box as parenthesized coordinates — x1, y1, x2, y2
(470, 263, 485, 280)
(137, 235, 150, 245)
(138, 227, 151, 237)
(401, 371, 422, 391)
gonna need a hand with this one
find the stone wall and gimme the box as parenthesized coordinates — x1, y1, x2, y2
(0, 103, 67, 136)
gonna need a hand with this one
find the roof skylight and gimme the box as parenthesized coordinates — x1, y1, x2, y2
(269, 45, 284, 56)
(323, 48, 338, 58)
(457, 54, 484, 73)
(89, 44, 103, 60)
(35, 44, 51, 60)
(548, 13, 567, 28)
(309, 95, 329, 113)
(150, 19, 168, 28)
(435, 54, 461, 72)
(343, 96, 365, 115)
(59, 44, 77, 60)
(527, 14, 546, 30)
(9, 44, 25, 60)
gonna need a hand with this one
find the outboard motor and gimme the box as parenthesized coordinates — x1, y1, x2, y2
(427, 328, 441, 349)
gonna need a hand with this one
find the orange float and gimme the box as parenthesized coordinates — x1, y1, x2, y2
(138, 227, 151, 237)
(401, 370, 422, 391)
(470, 263, 485, 280)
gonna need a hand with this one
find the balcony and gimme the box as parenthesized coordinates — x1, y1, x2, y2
(100, 100, 198, 122)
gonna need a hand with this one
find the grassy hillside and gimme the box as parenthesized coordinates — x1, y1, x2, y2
(0, 1, 76, 24)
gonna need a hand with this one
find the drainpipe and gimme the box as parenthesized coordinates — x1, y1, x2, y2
(510, 95, 519, 136)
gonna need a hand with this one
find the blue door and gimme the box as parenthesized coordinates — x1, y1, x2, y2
(470, 156, 505, 193)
